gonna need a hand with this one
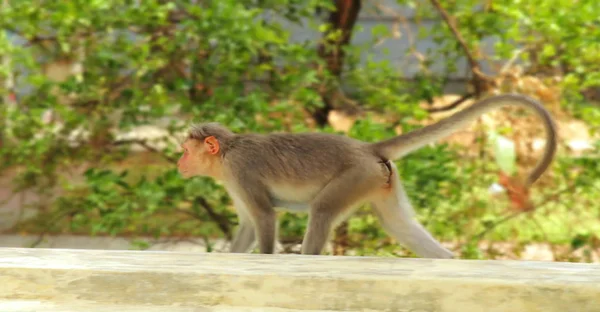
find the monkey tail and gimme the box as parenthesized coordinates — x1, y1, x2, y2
(372, 93, 558, 187)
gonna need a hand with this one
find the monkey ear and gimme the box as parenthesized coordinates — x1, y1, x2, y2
(204, 136, 220, 155)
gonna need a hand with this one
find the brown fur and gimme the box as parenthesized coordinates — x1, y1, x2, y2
(189, 123, 379, 182)
(178, 93, 558, 258)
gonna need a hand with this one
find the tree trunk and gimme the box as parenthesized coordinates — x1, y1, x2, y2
(314, 0, 362, 127)
(316, 0, 362, 254)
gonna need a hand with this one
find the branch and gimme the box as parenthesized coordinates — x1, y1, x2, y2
(106, 74, 135, 102)
(29, 208, 78, 248)
(425, 92, 475, 113)
(313, 0, 362, 127)
(176, 207, 231, 241)
(5, 26, 95, 48)
(195, 197, 233, 240)
(472, 210, 524, 242)
(112, 138, 178, 163)
(172, 194, 234, 241)
(429, 0, 495, 94)
(472, 184, 577, 241)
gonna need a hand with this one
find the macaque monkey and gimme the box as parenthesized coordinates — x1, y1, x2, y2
(177, 93, 557, 258)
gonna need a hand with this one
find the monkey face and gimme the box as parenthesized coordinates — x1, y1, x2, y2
(177, 138, 221, 178)
(177, 139, 206, 178)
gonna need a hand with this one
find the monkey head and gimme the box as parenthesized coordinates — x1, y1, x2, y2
(177, 136, 221, 178)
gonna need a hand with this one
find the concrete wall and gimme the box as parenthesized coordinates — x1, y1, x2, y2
(0, 248, 598, 311)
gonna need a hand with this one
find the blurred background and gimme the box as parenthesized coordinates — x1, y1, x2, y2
(0, 0, 598, 262)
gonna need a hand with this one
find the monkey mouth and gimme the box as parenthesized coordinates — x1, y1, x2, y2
(179, 170, 190, 178)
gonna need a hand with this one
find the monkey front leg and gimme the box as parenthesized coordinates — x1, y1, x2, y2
(227, 195, 257, 253)
(250, 209, 277, 254)
(230, 211, 277, 254)
(227, 200, 277, 254)
(230, 216, 256, 253)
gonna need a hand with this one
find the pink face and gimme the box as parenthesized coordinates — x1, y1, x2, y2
(177, 137, 221, 178)
(177, 141, 192, 178)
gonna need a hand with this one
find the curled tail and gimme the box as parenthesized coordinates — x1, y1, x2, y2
(372, 93, 558, 187)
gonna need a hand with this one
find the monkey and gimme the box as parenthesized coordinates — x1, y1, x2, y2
(177, 93, 557, 258)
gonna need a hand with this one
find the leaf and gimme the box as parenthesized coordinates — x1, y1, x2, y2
(371, 24, 390, 37)
(488, 131, 517, 175)
(497, 171, 533, 212)
(570, 234, 589, 250)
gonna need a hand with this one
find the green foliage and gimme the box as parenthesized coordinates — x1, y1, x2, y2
(412, 0, 600, 100)
(1, 0, 333, 241)
(1, 0, 599, 261)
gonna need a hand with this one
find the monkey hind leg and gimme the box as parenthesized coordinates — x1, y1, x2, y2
(302, 166, 386, 255)
(372, 165, 454, 259)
